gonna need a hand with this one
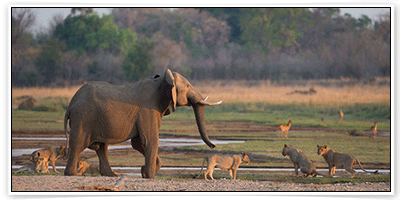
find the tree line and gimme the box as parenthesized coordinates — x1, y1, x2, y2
(11, 8, 390, 86)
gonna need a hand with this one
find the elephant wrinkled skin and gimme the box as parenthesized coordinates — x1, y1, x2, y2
(63, 69, 221, 178)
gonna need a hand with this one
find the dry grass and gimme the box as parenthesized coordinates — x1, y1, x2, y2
(11, 78, 390, 105)
(12, 85, 82, 100)
(194, 79, 390, 105)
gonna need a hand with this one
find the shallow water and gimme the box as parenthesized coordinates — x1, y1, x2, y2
(11, 137, 244, 157)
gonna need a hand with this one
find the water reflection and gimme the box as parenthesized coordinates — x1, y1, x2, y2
(12, 137, 244, 157)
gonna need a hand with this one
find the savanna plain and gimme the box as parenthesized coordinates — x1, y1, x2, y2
(11, 78, 391, 192)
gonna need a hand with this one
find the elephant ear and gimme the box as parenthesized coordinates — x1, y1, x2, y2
(165, 69, 176, 111)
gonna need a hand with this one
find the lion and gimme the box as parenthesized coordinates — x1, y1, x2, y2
(195, 152, 250, 180)
(77, 158, 122, 176)
(29, 145, 65, 173)
(76, 158, 95, 175)
(317, 145, 378, 178)
(282, 144, 323, 177)
(15, 157, 49, 173)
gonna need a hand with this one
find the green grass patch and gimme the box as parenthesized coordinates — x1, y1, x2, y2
(154, 170, 390, 184)
(12, 110, 65, 131)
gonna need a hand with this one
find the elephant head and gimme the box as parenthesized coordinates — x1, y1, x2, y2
(163, 69, 221, 149)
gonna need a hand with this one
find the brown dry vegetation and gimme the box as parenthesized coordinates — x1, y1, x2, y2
(12, 78, 390, 105)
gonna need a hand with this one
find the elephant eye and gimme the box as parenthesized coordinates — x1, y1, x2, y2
(153, 74, 160, 79)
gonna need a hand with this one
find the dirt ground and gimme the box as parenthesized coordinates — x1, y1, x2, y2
(11, 175, 390, 192)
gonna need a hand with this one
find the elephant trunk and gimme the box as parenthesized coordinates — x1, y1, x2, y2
(193, 104, 216, 149)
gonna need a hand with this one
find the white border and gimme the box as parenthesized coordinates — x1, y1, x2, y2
(5, 1, 398, 199)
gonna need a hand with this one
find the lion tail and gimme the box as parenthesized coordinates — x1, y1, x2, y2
(354, 156, 378, 174)
(313, 170, 325, 177)
(194, 157, 207, 179)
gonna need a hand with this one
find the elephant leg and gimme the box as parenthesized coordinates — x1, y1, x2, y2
(142, 140, 159, 179)
(95, 143, 117, 177)
(131, 137, 162, 178)
(64, 133, 86, 176)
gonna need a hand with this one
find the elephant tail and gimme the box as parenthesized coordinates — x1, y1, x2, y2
(194, 157, 207, 179)
(63, 109, 70, 160)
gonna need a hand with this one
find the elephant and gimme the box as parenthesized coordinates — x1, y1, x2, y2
(63, 69, 221, 178)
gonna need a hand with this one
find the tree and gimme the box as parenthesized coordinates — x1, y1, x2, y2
(11, 8, 38, 86)
(121, 39, 155, 82)
(34, 39, 66, 85)
(54, 13, 136, 55)
(197, 8, 242, 43)
(11, 8, 35, 45)
(239, 8, 311, 54)
(70, 8, 94, 16)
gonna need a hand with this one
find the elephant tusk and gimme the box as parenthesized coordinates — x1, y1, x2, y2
(199, 100, 222, 106)
(203, 96, 209, 101)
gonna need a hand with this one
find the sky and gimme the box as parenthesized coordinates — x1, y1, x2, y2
(20, 7, 391, 35)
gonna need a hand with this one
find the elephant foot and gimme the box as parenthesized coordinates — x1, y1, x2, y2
(99, 167, 118, 177)
(140, 166, 155, 179)
(64, 171, 79, 176)
(100, 169, 118, 177)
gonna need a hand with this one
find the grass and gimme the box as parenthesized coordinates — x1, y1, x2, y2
(154, 170, 390, 184)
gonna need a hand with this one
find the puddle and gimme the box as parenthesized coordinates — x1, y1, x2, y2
(11, 137, 244, 157)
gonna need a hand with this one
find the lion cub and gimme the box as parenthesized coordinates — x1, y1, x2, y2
(77, 158, 122, 176)
(15, 158, 49, 173)
(317, 145, 378, 178)
(282, 144, 323, 177)
(76, 158, 96, 175)
(195, 152, 250, 180)
(29, 145, 65, 173)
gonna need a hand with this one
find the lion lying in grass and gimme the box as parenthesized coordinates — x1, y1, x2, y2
(15, 158, 49, 173)
(195, 152, 250, 180)
(77, 158, 122, 176)
(317, 145, 378, 178)
(282, 144, 323, 177)
(29, 145, 66, 173)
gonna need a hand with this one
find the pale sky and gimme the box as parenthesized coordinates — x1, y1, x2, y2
(25, 7, 391, 35)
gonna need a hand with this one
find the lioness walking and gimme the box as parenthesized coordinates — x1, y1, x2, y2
(279, 120, 292, 139)
(29, 145, 66, 173)
(195, 152, 250, 180)
(317, 145, 378, 178)
(282, 144, 323, 177)
(370, 122, 378, 139)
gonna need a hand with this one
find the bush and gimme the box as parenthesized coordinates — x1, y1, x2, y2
(348, 129, 365, 136)
(30, 97, 69, 112)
